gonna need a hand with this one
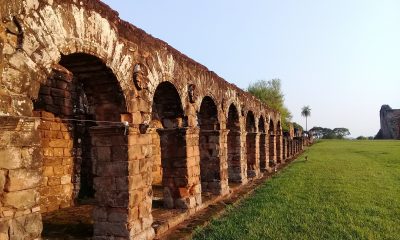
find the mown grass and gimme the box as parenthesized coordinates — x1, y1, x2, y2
(193, 140, 400, 240)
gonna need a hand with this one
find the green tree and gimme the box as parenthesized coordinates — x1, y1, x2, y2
(310, 126, 351, 139)
(301, 105, 311, 132)
(309, 126, 324, 139)
(333, 128, 351, 139)
(292, 122, 303, 131)
(247, 79, 292, 130)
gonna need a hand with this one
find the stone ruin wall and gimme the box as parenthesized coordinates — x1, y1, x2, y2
(375, 105, 400, 139)
(0, 0, 309, 239)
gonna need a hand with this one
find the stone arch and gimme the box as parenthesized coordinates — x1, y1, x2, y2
(1, 4, 134, 111)
(198, 96, 222, 196)
(226, 103, 242, 185)
(152, 81, 185, 128)
(33, 52, 130, 238)
(258, 115, 268, 171)
(151, 81, 199, 209)
(245, 111, 258, 178)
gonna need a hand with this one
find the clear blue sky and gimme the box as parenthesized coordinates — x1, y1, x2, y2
(102, 0, 400, 137)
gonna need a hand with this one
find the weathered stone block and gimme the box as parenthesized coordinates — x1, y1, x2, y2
(96, 161, 128, 177)
(94, 177, 116, 191)
(96, 146, 111, 162)
(9, 213, 42, 239)
(3, 189, 38, 209)
(108, 208, 128, 223)
(5, 169, 41, 192)
(94, 222, 129, 237)
(93, 207, 107, 221)
(60, 175, 71, 184)
(0, 148, 22, 169)
(0, 170, 5, 193)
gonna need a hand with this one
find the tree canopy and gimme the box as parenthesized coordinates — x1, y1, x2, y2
(292, 122, 303, 131)
(309, 127, 351, 139)
(301, 106, 311, 118)
(247, 79, 292, 130)
(301, 105, 311, 131)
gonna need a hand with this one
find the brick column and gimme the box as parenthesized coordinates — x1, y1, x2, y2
(268, 133, 276, 170)
(246, 132, 259, 178)
(276, 134, 283, 164)
(158, 127, 201, 209)
(200, 129, 229, 196)
(227, 129, 247, 184)
(185, 127, 202, 208)
(239, 130, 248, 184)
(259, 133, 269, 172)
(294, 137, 299, 154)
(0, 117, 42, 240)
(282, 137, 287, 162)
(90, 126, 154, 240)
(218, 130, 230, 195)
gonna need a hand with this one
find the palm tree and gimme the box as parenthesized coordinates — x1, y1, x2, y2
(301, 106, 311, 132)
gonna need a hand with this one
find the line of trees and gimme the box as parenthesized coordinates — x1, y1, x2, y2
(309, 127, 350, 139)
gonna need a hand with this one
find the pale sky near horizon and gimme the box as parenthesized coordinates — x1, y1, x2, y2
(102, 0, 400, 137)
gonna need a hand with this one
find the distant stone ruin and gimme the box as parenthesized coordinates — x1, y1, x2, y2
(375, 105, 400, 139)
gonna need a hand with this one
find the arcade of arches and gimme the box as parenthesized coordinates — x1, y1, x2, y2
(0, 0, 310, 239)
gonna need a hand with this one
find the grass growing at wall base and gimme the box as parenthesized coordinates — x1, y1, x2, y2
(193, 140, 400, 240)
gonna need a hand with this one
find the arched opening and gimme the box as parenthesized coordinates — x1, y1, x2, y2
(276, 121, 282, 164)
(198, 96, 221, 199)
(258, 116, 267, 171)
(151, 81, 189, 210)
(246, 111, 257, 178)
(227, 104, 242, 186)
(34, 53, 127, 238)
(269, 119, 276, 168)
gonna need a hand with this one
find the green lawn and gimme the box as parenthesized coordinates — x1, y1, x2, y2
(194, 140, 400, 240)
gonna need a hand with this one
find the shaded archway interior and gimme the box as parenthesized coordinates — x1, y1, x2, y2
(198, 97, 221, 198)
(33, 53, 126, 238)
(227, 104, 242, 185)
(258, 116, 267, 171)
(246, 111, 257, 177)
(151, 81, 188, 209)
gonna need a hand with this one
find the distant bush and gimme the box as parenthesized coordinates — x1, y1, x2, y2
(356, 136, 368, 140)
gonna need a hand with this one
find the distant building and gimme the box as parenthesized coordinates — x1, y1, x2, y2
(375, 105, 400, 139)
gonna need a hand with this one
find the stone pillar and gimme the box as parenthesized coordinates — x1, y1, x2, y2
(226, 129, 247, 184)
(90, 126, 154, 240)
(246, 132, 259, 178)
(200, 129, 229, 196)
(259, 133, 269, 172)
(0, 117, 42, 240)
(240, 130, 248, 183)
(218, 130, 230, 195)
(282, 138, 287, 162)
(185, 127, 202, 207)
(275, 134, 283, 164)
(268, 133, 276, 170)
(158, 127, 201, 209)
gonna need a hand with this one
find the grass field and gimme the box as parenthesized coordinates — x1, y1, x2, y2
(193, 140, 400, 240)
